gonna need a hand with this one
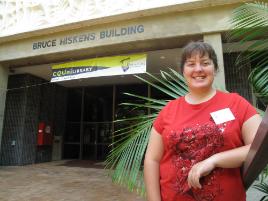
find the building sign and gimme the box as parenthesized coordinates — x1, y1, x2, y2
(33, 24, 144, 50)
(51, 53, 146, 82)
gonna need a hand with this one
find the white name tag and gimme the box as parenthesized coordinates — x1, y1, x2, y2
(210, 108, 235, 125)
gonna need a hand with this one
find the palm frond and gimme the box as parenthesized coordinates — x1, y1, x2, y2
(230, 2, 268, 36)
(228, 1, 268, 68)
(122, 92, 168, 105)
(105, 69, 187, 194)
(134, 70, 187, 98)
(228, 1, 268, 108)
(120, 102, 164, 110)
(260, 196, 268, 201)
(249, 66, 268, 104)
(254, 182, 268, 194)
(259, 166, 268, 183)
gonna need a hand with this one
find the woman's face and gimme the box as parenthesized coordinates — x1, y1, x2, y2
(183, 53, 215, 91)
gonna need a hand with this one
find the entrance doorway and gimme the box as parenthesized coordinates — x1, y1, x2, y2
(63, 86, 113, 160)
(83, 86, 113, 160)
(63, 84, 149, 161)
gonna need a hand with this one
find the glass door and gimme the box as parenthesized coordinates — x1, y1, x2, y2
(63, 88, 82, 159)
(82, 86, 113, 160)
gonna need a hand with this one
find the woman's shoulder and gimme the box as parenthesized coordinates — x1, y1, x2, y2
(216, 90, 253, 107)
(165, 96, 184, 107)
(160, 96, 184, 112)
(216, 90, 243, 99)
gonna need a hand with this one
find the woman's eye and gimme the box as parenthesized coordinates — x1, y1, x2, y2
(187, 63, 195, 67)
(202, 62, 210, 66)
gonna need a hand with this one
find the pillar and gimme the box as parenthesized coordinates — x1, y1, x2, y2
(204, 33, 226, 90)
(0, 64, 8, 152)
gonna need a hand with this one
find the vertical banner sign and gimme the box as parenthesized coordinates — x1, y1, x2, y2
(51, 53, 146, 82)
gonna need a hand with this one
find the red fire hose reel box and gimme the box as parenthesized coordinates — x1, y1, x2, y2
(37, 122, 53, 146)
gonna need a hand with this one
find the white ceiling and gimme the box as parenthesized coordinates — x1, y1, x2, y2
(12, 48, 182, 87)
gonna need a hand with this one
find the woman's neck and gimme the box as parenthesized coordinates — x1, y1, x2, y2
(185, 88, 216, 104)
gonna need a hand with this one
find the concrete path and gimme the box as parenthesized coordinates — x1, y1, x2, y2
(0, 160, 264, 201)
(0, 160, 144, 201)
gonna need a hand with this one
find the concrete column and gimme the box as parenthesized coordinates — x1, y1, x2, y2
(0, 64, 8, 152)
(203, 33, 226, 90)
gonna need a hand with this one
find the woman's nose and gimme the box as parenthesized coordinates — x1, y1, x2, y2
(193, 63, 203, 71)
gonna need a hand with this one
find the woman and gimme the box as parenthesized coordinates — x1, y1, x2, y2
(144, 41, 262, 201)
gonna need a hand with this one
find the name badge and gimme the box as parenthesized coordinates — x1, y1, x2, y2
(210, 108, 235, 125)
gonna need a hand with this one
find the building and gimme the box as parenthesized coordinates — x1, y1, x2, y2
(0, 0, 258, 165)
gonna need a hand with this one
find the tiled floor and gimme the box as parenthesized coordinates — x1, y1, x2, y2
(0, 160, 144, 201)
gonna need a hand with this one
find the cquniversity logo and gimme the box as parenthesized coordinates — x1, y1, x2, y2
(120, 57, 130, 72)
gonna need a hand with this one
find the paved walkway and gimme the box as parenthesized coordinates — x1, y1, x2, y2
(0, 160, 144, 201)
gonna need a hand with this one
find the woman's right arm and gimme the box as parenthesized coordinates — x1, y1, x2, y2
(144, 127, 164, 201)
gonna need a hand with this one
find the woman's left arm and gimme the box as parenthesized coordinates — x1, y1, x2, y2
(187, 114, 262, 189)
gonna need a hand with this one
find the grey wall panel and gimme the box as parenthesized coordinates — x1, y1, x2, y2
(0, 75, 40, 165)
(22, 75, 41, 165)
(1, 74, 67, 166)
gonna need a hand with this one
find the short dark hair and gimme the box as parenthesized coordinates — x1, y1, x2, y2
(180, 41, 219, 72)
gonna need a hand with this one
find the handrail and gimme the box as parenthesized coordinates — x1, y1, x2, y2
(243, 106, 268, 189)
